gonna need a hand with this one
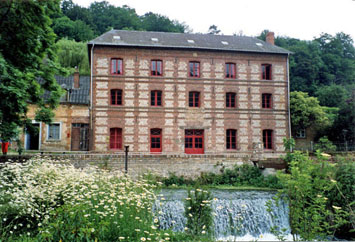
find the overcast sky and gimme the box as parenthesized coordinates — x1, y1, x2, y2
(72, 0, 355, 41)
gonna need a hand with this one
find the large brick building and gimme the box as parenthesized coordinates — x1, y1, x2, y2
(87, 30, 291, 157)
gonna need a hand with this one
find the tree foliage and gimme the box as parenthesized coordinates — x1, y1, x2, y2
(56, 0, 189, 40)
(277, 149, 350, 241)
(0, 0, 64, 141)
(259, 30, 355, 142)
(290, 91, 332, 131)
(55, 39, 90, 75)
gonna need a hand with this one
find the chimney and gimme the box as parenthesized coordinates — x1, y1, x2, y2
(73, 67, 80, 88)
(266, 32, 275, 45)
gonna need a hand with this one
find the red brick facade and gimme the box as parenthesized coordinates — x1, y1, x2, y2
(91, 46, 290, 157)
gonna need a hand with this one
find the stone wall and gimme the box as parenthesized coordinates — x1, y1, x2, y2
(0, 154, 286, 178)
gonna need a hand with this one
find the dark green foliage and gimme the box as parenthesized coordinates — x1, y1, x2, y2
(56, 0, 189, 41)
(55, 38, 90, 75)
(162, 173, 195, 187)
(184, 189, 213, 237)
(0, 0, 64, 142)
(327, 158, 355, 239)
(161, 164, 282, 189)
(52, 16, 94, 41)
(259, 30, 355, 142)
(314, 136, 337, 152)
(277, 148, 351, 241)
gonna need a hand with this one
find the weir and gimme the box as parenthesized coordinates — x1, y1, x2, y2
(154, 189, 292, 241)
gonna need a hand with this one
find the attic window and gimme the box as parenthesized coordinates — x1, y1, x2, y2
(113, 36, 121, 40)
(221, 41, 228, 45)
(151, 38, 159, 42)
(187, 40, 195, 43)
(256, 43, 263, 46)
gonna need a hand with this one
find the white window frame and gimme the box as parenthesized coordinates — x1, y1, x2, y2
(47, 122, 62, 141)
(295, 128, 306, 138)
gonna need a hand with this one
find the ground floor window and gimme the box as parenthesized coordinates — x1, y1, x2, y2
(185, 129, 204, 154)
(150, 128, 162, 152)
(47, 123, 60, 140)
(263, 129, 273, 149)
(110, 128, 122, 150)
(226, 129, 237, 149)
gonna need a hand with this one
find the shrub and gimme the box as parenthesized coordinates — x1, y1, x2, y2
(277, 151, 349, 241)
(184, 188, 213, 237)
(326, 157, 355, 240)
(314, 136, 337, 152)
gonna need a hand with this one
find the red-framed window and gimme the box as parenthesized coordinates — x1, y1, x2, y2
(189, 61, 200, 77)
(151, 90, 162, 106)
(226, 92, 236, 108)
(151, 60, 163, 76)
(261, 64, 272, 80)
(150, 128, 162, 153)
(189, 91, 200, 107)
(262, 93, 272, 109)
(226, 129, 237, 150)
(111, 58, 123, 75)
(263, 129, 273, 149)
(225, 63, 236, 78)
(185, 129, 204, 154)
(111, 89, 122, 105)
(110, 128, 122, 150)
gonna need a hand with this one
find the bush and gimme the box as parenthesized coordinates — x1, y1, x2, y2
(327, 157, 355, 240)
(184, 188, 213, 237)
(314, 136, 337, 152)
(161, 164, 282, 189)
(276, 151, 350, 241)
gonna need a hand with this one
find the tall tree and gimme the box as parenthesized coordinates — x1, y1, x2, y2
(290, 91, 332, 133)
(0, 0, 63, 142)
(207, 25, 221, 35)
(55, 39, 90, 75)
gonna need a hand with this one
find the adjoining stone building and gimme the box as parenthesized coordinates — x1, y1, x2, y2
(23, 73, 90, 151)
(88, 30, 291, 158)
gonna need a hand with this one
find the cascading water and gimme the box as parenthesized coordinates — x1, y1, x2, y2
(154, 189, 293, 241)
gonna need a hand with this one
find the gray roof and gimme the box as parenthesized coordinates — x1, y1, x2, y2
(41, 75, 90, 105)
(88, 30, 291, 55)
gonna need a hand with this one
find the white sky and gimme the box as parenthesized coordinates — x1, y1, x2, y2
(73, 0, 355, 41)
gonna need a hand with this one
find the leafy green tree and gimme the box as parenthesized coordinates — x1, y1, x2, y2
(207, 25, 221, 35)
(52, 16, 94, 42)
(141, 12, 186, 33)
(55, 39, 90, 75)
(290, 91, 331, 132)
(0, 0, 64, 142)
(315, 84, 348, 107)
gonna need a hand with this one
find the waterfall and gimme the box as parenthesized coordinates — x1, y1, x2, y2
(154, 189, 292, 241)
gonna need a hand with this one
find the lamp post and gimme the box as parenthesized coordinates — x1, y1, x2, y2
(124, 145, 129, 174)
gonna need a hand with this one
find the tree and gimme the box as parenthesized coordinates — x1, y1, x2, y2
(55, 39, 90, 75)
(0, 0, 63, 142)
(207, 25, 221, 35)
(141, 12, 186, 33)
(315, 84, 348, 107)
(52, 16, 94, 42)
(290, 92, 331, 132)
